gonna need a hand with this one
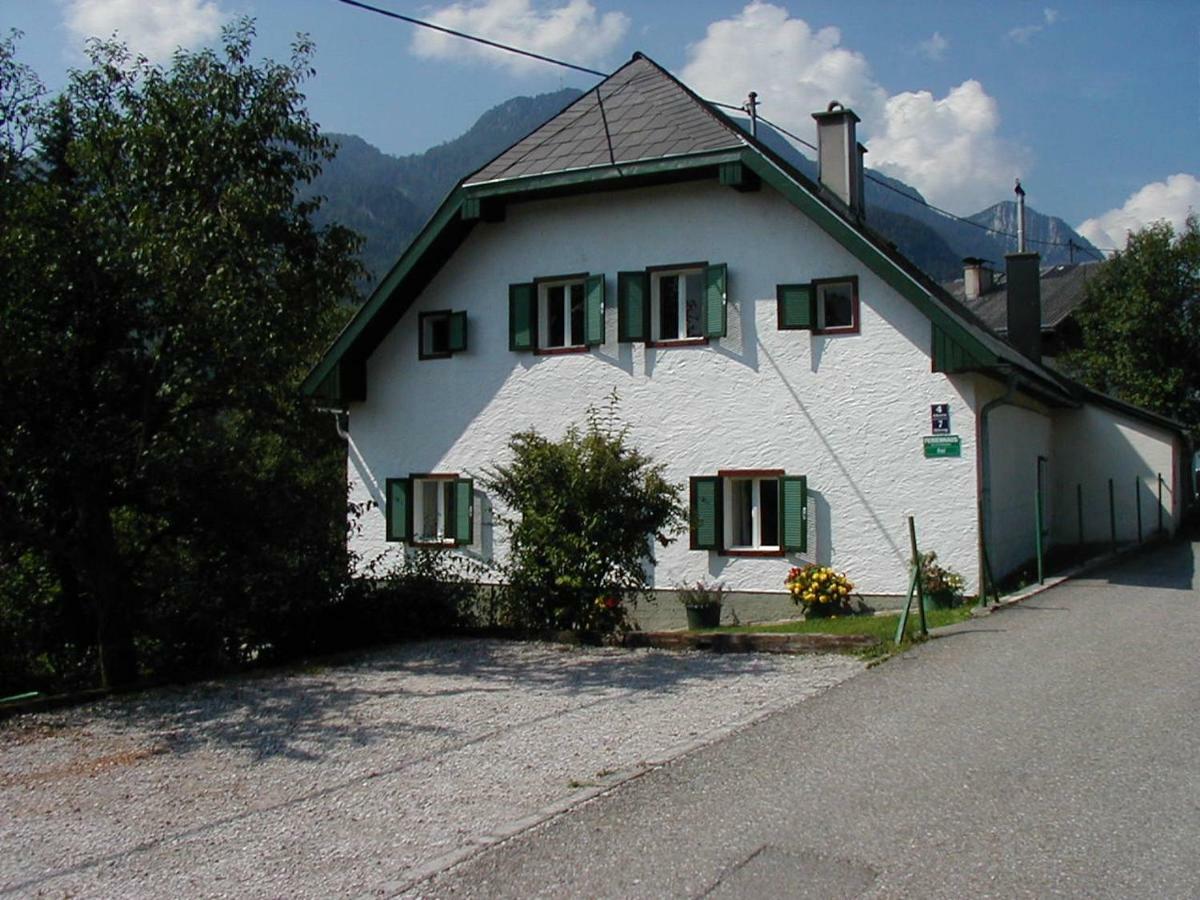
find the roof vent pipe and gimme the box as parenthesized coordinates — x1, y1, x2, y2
(1014, 178, 1027, 253)
(812, 101, 865, 218)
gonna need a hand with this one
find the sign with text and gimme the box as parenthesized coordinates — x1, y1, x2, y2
(930, 403, 951, 435)
(923, 435, 961, 458)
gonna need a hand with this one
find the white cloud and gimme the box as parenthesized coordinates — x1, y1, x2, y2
(1009, 7, 1059, 44)
(61, 0, 228, 62)
(1077, 174, 1200, 252)
(869, 81, 1031, 213)
(681, 3, 1028, 214)
(918, 31, 948, 61)
(681, 3, 887, 139)
(411, 0, 629, 74)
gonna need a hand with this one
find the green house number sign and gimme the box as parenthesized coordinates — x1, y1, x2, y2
(923, 435, 962, 458)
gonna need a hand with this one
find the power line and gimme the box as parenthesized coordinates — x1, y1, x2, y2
(330, 0, 607, 78)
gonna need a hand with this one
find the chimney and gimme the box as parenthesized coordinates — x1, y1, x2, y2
(962, 257, 994, 300)
(812, 101, 865, 217)
(1014, 178, 1027, 252)
(1005, 251, 1042, 362)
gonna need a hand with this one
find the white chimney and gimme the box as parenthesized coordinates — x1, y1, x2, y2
(812, 102, 865, 217)
(962, 257, 994, 300)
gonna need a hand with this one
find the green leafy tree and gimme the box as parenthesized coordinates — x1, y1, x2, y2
(1064, 218, 1200, 437)
(0, 23, 361, 689)
(483, 395, 685, 635)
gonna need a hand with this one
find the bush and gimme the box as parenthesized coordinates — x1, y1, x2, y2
(483, 393, 684, 635)
(919, 552, 965, 607)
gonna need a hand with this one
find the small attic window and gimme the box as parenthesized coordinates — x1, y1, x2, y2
(813, 277, 859, 334)
(419, 310, 467, 359)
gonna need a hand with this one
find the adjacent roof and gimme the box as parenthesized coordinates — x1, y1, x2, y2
(302, 52, 1183, 440)
(467, 56, 746, 184)
(942, 262, 1101, 333)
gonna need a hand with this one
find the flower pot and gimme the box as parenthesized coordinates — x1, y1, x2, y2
(685, 604, 721, 629)
(921, 591, 957, 611)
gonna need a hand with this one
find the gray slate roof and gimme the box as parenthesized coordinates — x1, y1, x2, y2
(942, 262, 1100, 333)
(466, 55, 747, 185)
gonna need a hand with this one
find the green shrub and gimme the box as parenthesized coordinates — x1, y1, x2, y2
(483, 393, 684, 635)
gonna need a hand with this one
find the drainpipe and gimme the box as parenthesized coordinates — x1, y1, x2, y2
(317, 407, 350, 442)
(977, 374, 1018, 598)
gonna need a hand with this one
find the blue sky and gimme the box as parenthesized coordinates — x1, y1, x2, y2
(5, 1, 1198, 250)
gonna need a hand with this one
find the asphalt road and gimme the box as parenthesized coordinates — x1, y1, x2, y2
(412, 538, 1200, 899)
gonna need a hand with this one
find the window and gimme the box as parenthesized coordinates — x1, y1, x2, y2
(814, 277, 858, 333)
(651, 268, 706, 342)
(727, 476, 780, 550)
(538, 278, 587, 350)
(419, 310, 467, 359)
(775, 276, 859, 335)
(509, 275, 605, 351)
(689, 470, 807, 555)
(618, 263, 727, 343)
(385, 475, 474, 546)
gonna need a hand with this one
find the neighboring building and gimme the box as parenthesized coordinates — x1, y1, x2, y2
(942, 259, 1102, 363)
(304, 53, 1190, 616)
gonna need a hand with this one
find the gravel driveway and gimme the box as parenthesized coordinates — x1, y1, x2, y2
(1, 639, 862, 898)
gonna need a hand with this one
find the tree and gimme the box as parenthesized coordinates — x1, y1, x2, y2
(1064, 217, 1200, 437)
(0, 23, 361, 688)
(482, 395, 685, 635)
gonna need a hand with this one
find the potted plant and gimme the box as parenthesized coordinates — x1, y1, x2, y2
(919, 552, 965, 609)
(785, 563, 854, 618)
(677, 579, 726, 629)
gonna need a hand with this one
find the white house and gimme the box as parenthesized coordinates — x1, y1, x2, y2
(304, 54, 1190, 616)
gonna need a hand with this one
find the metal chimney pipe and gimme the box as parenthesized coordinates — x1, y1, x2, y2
(744, 91, 759, 138)
(1014, 178, 1027, 253)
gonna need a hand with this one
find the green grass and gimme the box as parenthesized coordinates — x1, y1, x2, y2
(702, 605, 975, 643)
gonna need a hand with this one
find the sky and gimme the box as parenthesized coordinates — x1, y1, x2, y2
(4, 0, 1199, 252)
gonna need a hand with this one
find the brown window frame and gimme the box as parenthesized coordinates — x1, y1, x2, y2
(812, 276, 860, 335)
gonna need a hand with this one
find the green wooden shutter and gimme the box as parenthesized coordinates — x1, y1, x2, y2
(780, 475, 808, 552)
(584, 274, 605, 346)
(689, 476, 723, 550)
(617, 271, 649, 342)
(704, 263, 727, 338)
(451, 478, 473, 545)
(509, 282, 536, 351)
(385, 478, 412, 543)
(447, 311, 467, 352)
(777, 284, 814, 330)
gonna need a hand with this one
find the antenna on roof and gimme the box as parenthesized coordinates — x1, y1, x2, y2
(743, 91, 759, 138)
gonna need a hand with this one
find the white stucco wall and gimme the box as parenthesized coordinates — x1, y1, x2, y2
(1050, 403, 1181, 544)
(979, 383, 1054, 579)
(347, 179, 983, 596)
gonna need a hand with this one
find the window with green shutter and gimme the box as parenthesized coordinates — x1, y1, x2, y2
(419, 310, 468, 359)
(690, 470, 809, 555)
(509, 282, 536, 351)
(385, 478, 412, 542)
(618, 270, 649, 342)
(704, 263, 727, 338)
(689, 476, 723, 550)
(402, 474, 475, 547)
(776, 284, 814, 330)
(779, 475, 808, 553)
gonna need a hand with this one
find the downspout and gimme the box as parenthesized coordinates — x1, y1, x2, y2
(317, 407, 350, 442)
(977, 373, 1018, 598)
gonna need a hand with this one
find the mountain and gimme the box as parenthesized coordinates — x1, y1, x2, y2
(313, 89, 1099, 292)
(966, 202, 1100, 263)
(311, 89, 583, 287)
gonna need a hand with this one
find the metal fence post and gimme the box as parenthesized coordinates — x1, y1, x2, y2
(1136, 478, 1143, 544)
(1158, 473, 1164, 535)
(1077, 483, 1084, 547)
(1035, 486, 1044, 584)
(1109, 478, 1116, 550)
